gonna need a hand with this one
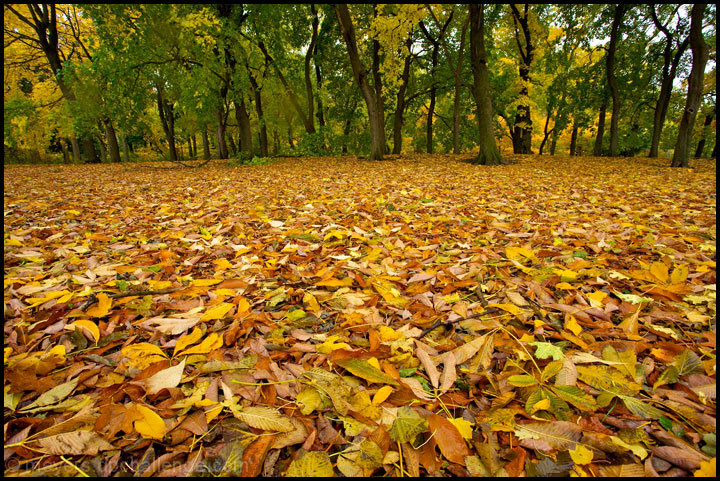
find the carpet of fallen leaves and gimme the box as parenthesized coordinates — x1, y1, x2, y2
(3, 154, 716, 477)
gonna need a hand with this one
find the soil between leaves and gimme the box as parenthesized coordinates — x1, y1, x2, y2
(3, 154, 716, 476)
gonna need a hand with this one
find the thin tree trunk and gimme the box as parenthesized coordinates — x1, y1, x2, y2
(392, 35, 414, 155)
(247, 67, 268, 157)
(235, 99, 253, 156)
(468, 4, 502, 165)
(593, 101, 607, 156)
(510, 4, 534, 154)
(606, 5, 626, 157)
(227, 134, 237, 156)
(121, 131, 130, 162)
(104, 120, 121, 162)
(202, 130, 211, 160)
(70, 136, 81, 162)
(672, 4, 709, 168)
(335, 4, 384, 160)
(96, 132, 107, 162)
(215, 106, 228, 159)
(60, 138, 70, 162)
(648, 6, 689, 158)
(694, 109, 714, 158)
(156, 84, 177, 161)
(569, 123, 578, 156)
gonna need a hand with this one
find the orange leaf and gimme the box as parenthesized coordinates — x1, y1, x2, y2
(427, 413, 470, 465)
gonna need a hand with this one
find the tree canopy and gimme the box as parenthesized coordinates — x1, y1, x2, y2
(4, 4, 716, 165)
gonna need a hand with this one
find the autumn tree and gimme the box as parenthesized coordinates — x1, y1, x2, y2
(467, 3, 502, 165)
(671, 3, 709, 168)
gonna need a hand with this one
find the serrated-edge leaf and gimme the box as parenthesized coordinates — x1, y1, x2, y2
(233, 406, 294, 432)
(389, 406, 429, 443)
(285, 451, 334, 477)
(335, 358, 399, 386)
(514, 421, 581, 451)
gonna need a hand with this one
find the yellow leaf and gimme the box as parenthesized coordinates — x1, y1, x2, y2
(213, 258, 232, 271)
(236, 297, 251, 314)
(610, 435, 648, 460)
(378, 325, 400, 342)
(205, 403, 223, 424)
(556, 282, 576, 290)
(303, 292, 321, 314)
(147, 280, 172, 290)
(173, 327, 203, 357)
(212, 288, 237, 296)
(488, 302, 523, 317)
(5, 238, 23, 246)
(530, 398, 552, 413)
(200, 302, 234, 321)
(670, 264, 689, 284)
(448, 417, 475, 440)
(177, 333, 223, 356)
(191, 278, 223, 287)
(565, 316, 583, 336)
(554, 268, 578, 281)
(367, 357, 381, 370)
(121, 343, 168, 370)
(317, 277, 354, 287)
(316, 335, 351, 354)
(650, 262, 669, 284)
(132, 404, 166, 440)
(86, 293, 112, 318)
(694, 458, 716, 477)
(66, 320, 100, 343)
(372, 385, 394, 405)
(586, 291, 607, 308)
(506, 246, 536, 262)
(569, 444, 594, 465)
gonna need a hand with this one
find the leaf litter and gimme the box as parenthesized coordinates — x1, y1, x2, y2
(3, 154, 716, 476)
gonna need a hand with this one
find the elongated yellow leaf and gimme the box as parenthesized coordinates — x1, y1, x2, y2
(173, 327, 203, 357)
(200, 302, 234, 321)
(335, 358, 399, 386)
(650, 262, 669, 284)
(86, 293, 112, 318)
(177, 332, 223, 356)
(66, 320, 100, 343)
(133, 404, 166, 439)
(372, 385, 394, 405)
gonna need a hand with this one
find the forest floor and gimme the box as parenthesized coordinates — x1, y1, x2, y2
(3, 154, 716, 476)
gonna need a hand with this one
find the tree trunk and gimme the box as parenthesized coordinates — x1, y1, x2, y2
(672, 4, 709, 168)
(258, 41, 314, 134)
(215, 106, 228, 159)
(202, 130, 211, 160)
(342, 118, 352, 154)
(593, 101, 607, 156)
(648, 6, 690, 158)
(606, 5, 625, 157)
(569, 123, 578, 156)
(335, 4, 384, 160)
(104, 120, 121, 162)
(96, 133, 107, 163)
(227, 134, 236, 157)
(538, 107, 553, 155)
(694, 109, 715, 158)
(510, 4, 534, 154)
(70, 136, 81, 162)
(60, 138, 70, 162)
(392, 35, 414, 155)
(156, 84, 177, 161)
(121, 130, 130, 162)
(468, 4, 502, 165)
(235, 99, 253, 155)
(246, 67, 268, 157)
(287, 122, 295, 150)
(452, 17, 469, 154)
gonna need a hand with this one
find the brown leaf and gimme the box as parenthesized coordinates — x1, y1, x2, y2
(427, 413, 470, 465)
(241, 434, 277, 477)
